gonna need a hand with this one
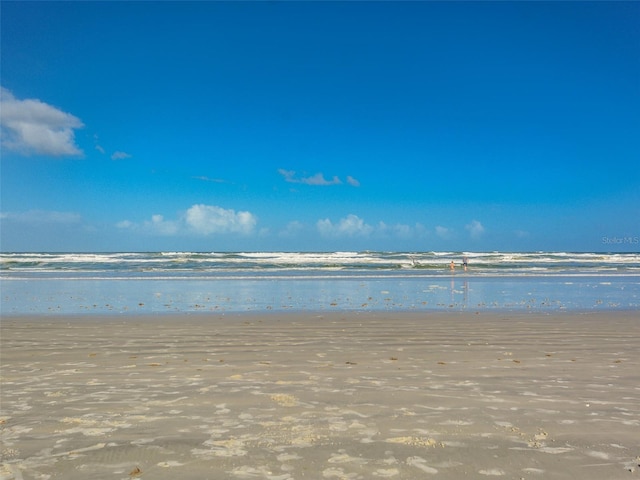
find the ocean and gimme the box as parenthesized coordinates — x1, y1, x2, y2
(1, 251, 639, 315)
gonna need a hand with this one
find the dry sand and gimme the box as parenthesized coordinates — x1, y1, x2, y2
(1, 311, 639, 479)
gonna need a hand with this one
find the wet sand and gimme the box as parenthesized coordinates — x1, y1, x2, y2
(1, 311, 639, 479)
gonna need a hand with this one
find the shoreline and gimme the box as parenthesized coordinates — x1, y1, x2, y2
(3, 272, 639, 315)
(2, 306, 639, 320)
(2, 311, 639, 479)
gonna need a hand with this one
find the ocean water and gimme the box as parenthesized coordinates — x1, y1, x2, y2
(1, 251, 639, 315)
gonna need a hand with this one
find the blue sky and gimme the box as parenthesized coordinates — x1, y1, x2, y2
(1, 1, 639, 252)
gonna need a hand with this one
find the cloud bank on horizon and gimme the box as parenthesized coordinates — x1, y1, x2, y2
(114, 203, 485, 245)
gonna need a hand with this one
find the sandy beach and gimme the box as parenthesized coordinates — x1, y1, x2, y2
(1, 311, 639, 479)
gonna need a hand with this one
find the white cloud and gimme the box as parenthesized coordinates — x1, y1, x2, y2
(279, 169, 341, 186)
(465, 220, 485, 239)
(116, 220, 134, 229)
(185, 204, 257, 235)
(278, 169, 296, 181)
(317, 214, 373, 238)
(305, 173, 341, 186)
(279, 169, 359, 187)
(117, 204, 258, 237)
(346, 176, 360, 187)
(280, 218, 421, 242)
(0, 87, 84, 157)
(111, 151, 132, 160)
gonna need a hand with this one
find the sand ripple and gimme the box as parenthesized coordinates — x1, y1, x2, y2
(1, 312, 639, 479)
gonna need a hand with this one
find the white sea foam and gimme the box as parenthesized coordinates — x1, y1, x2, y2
(2, 251, 639, 274)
